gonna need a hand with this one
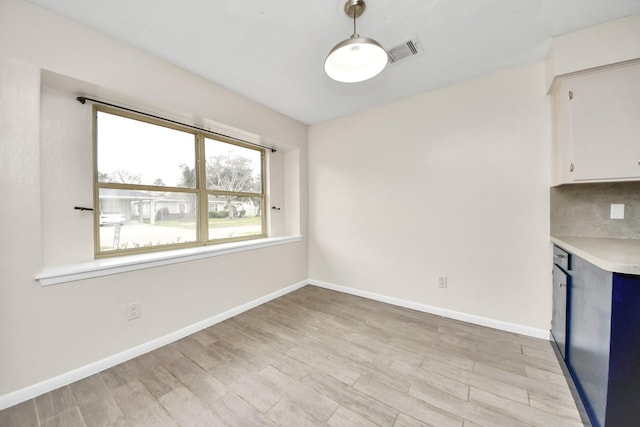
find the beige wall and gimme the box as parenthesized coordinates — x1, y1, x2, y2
(0, 0, 307, 398)
(0, 59, 45, 400)
(308, 62, 552, 331)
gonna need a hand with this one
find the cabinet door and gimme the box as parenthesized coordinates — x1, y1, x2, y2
(569, 255, 613, 427)
(569, 63, 640, 181)
(551, 79, 574, 185)
(551, 265, 569, 359)
(606, 273, 640, 427)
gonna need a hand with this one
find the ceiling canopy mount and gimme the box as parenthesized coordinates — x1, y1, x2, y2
(344, 0, 366, 19)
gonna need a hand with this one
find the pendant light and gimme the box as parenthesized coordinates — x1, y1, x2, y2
(324, 0, 388, 83)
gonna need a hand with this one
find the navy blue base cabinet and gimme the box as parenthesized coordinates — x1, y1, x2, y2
(605, 272, 640, 426)
(553, 248, 640, 427)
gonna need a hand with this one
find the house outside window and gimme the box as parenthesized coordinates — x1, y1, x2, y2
(95, 107, 266, 256)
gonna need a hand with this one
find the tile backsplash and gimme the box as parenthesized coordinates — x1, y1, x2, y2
(551, 182, 640, 239)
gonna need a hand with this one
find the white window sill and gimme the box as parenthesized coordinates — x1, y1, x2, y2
(36, 235, 303, 286)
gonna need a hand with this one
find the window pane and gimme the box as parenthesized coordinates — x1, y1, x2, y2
(99, 188, 197, 252)
(208, 195, 263, 240)
(204, 138, 262, 193)
(97, 112, 196, 188)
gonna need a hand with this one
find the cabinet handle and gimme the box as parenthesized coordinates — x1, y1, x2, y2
(558, 282, 566, 288)
(554, 254, 566, 259)
(569, 162, 574, 172)
(568, 91, 573, 100)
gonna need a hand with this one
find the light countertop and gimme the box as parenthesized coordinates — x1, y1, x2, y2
(551, 236, 640, 275)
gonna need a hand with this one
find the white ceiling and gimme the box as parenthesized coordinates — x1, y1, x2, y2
(27, 0, 640, 124)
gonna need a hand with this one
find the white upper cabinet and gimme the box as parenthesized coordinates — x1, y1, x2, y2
(551, 61, 640, 185)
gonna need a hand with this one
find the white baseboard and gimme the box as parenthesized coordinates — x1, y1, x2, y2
(307, 279, 550, 340)
(0, 280, 308, 411)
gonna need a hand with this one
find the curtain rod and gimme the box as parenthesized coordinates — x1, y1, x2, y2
(76, 96, 277, 153)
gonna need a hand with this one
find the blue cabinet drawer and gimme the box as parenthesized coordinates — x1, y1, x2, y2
(553, 245, 570, 271)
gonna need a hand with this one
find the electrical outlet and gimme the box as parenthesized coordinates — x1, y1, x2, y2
(611, 204, 625, 219)
(438, 276, 448, 288)
(127, 302, 141, 320)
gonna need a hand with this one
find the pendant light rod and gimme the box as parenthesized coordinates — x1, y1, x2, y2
(353, 10, 357, 36)
(346, 0, 364, 36)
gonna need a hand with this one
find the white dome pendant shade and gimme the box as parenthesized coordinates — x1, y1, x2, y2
(324, 36, 388, 83)
(324, 0, 388, 83)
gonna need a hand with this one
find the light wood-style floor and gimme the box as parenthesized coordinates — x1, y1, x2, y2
(0, 285, 588, 427)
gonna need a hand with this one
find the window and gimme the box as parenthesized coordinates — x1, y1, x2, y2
(95, 107, 266, 256)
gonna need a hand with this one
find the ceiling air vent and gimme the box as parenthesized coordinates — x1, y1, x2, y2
(387, 36, 422, 65)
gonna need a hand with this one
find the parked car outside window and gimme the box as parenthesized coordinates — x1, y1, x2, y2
(99, 211, 125, 226)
